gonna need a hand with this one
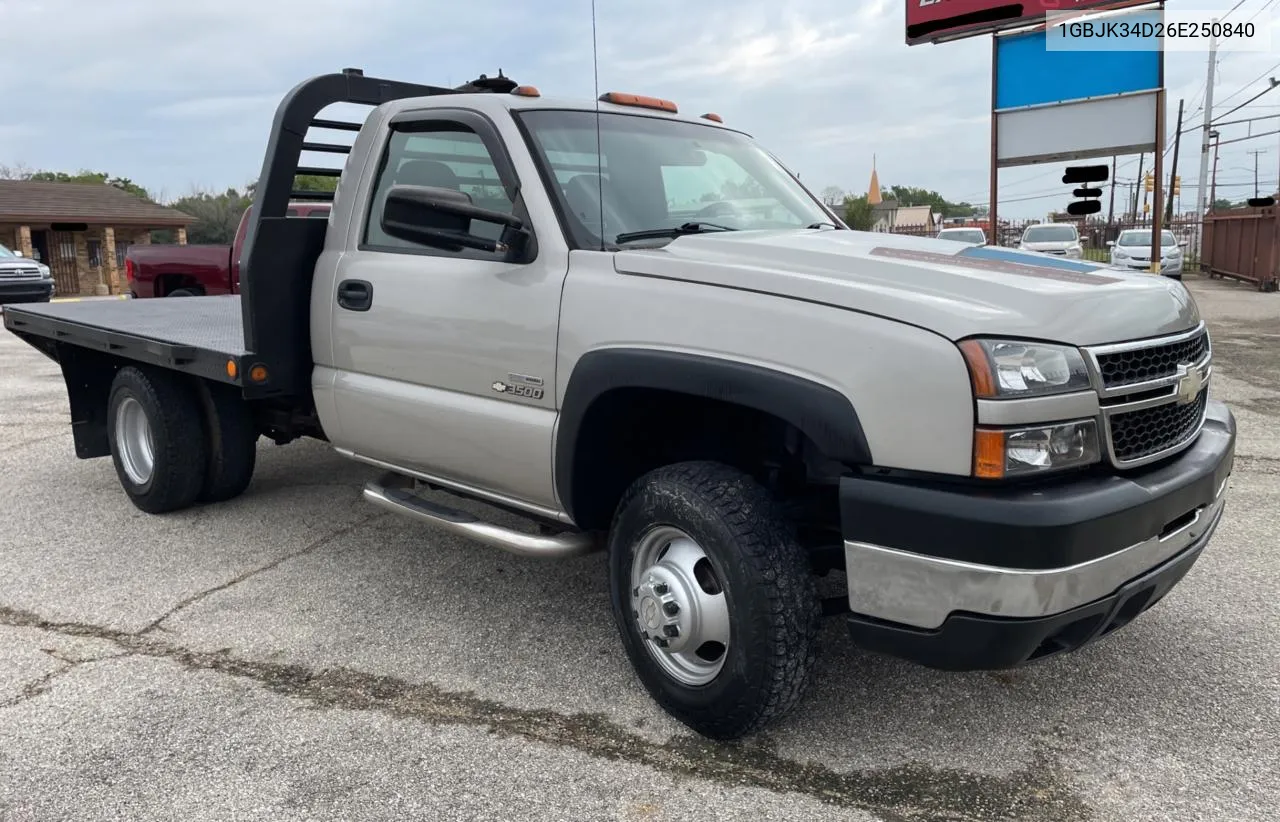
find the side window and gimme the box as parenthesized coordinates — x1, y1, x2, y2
(364, 121, 516, 252)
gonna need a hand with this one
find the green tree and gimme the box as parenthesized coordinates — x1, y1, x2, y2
(885, 185, 975, 218)
(842, 193, 875, 231)
(26, 169, 153, 201)
(168, 187, 253, 244)
(1210, 198, 1237, 211)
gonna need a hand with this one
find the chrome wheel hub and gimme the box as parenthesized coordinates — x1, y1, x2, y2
(630, 526, 730, 686)
(115, 396, 155, 486)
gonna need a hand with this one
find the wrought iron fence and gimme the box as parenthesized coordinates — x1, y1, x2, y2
(878, 217, 1204, 267)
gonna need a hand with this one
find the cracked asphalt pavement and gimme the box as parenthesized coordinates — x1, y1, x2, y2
(1, 276, 1278, 822)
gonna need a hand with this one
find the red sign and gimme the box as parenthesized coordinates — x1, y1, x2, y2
(905, 0, 1153, 45)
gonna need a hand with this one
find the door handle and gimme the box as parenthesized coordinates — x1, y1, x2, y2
(337, 279, 373, 311)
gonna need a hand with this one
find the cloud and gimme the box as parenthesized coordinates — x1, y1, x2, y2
(1, 0, 1274, 216)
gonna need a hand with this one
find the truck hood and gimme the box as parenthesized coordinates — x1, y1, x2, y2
(613, 229, 1200, 346)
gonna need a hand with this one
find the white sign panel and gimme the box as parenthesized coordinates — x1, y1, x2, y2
(995, 90, 1159, 168)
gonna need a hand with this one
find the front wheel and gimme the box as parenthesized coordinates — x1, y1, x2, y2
(608, 461, 821, 740)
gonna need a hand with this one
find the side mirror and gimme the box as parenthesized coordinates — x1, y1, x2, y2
(1106, 240, 1115, 247)
(1179, 239, 1188, 248)
(381, 184, 531, 259)
(13, 250, 22, 257)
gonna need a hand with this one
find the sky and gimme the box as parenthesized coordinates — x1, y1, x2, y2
(2, 0, 1279, 219)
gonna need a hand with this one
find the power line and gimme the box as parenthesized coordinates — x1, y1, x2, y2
(1213, 59, 1280, 110)
(1214, 79, 1280, 124)
(1221, 0, 1252, 21)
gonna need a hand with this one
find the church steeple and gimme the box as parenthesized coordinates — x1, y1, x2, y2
(868, 154, 882, 206)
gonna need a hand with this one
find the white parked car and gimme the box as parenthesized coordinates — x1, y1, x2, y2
(1017, 223, 1083, 258)
(1107, 229, 1186, 279)
(936, 227, 987, 245)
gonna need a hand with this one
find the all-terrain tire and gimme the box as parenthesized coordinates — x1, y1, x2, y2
(608, 460, 822, 740)
(107, 366, 208, 514)
(195, 381, 258, 503)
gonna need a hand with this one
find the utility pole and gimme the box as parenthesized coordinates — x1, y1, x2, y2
(1107, 154, 1118, 225)
(1194, 22, 1218, 255)
(1210, 130, 1221, 206)
(1248, 149, 1267, 196)
(1135, 152, 1146, 223)
(1165, 98, 1184, 222)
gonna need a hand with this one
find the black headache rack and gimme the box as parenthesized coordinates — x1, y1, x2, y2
(237, 67, 518, 399)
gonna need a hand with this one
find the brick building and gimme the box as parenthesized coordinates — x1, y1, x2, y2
(0, 180, 194, 296)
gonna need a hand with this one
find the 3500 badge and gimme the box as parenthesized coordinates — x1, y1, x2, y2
(492, 373, 545, 400)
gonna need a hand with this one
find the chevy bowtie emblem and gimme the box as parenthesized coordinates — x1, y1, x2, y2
(1176, 366, 1203, 405)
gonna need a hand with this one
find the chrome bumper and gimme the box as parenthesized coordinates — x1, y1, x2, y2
(844, 478, 1228, 631)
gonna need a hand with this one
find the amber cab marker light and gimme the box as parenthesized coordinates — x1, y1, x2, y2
(701, 113, 723, 122)
(957, 339, 997, 398)
(225, 359, 238, 380)
(511, 85, 540, 97)
(973, 429, 1006, 479)
(249, 364, 269, 383)
(599, 92, 678, 113)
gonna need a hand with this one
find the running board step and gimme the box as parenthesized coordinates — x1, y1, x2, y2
(362, 475, 598, 558)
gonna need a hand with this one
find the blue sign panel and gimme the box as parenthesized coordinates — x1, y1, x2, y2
(995, 10, 1160, 110)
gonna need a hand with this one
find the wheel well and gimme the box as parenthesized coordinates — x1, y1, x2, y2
(155, 273, 205, 296)
(565, 388, 847, 533)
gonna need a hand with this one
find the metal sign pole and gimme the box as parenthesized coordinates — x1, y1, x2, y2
(1150, 5, 1166, 274)
(990, 33, 999, 246)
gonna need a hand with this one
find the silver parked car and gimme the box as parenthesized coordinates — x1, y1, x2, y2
(1018, 223, 1083, 258)
(936, 227, 987, 245)
(0, 243, 55, 304)
(1108, 229, 1186, 279)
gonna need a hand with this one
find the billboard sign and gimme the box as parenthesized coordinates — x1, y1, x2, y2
(906, 0, 1153, 45)
(993, 7, 1161, 166)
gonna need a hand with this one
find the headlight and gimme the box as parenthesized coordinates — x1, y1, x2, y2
(1066, 245, 1082, 258)
(974, 419, 1101, 479)
(958, 339, 1092, 398)
(1112, 248, 1127, 259)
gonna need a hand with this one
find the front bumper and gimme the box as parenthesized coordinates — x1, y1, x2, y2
(0, 277, 54, 302)
(1114, 258, 1184, 275)
(839, 399, 1235, 670)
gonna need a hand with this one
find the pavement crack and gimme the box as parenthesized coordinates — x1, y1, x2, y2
(0, 602, 1092, 822)
(137, 512, 384, 636)
(0, 652, 128, 710)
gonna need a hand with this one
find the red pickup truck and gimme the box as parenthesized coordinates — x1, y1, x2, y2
(124, 202, 330, 297)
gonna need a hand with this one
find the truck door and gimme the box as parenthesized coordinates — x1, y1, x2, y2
(318, 110, 569, 514)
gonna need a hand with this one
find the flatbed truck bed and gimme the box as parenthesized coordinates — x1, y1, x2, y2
(3, 296, 247, 385)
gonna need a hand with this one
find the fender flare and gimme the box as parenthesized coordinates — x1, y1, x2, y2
(554, 348, 873, 522)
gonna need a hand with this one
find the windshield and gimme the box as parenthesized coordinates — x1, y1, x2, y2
(939, 229, 984, 243)
(1022, 225, 1077, 243)
(0, 244, 15, 258)
(1117, 230, 1177, 247)
(516, 110, 834, 247)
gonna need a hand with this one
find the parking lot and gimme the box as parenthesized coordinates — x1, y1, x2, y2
(1, 275, 1277, 822)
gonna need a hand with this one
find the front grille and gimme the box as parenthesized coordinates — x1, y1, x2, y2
(0, 267, 41, 278)
(1109, 390, 1208, 462)
(1096, 330, 1209, 389)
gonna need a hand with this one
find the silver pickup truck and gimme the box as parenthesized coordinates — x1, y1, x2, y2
(3, 69, 1236, 740)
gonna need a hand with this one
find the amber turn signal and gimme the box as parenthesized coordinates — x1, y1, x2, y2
(972, 429, 1006, 479)
(225, 359, 238, 380)
(599, 92, 678, 113)
(957, 339, 997, 398)
(249, 364, 269, 383)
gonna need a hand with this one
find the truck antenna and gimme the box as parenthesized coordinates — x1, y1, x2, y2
(591, 0, 605, 251)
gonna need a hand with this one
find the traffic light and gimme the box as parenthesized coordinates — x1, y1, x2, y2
(1144, 172, 1154, 193)
(1173, 176, 1181, 195)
